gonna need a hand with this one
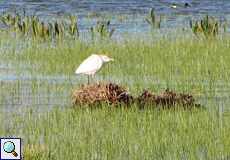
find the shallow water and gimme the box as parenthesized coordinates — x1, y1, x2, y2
(1, 0, 230, 18)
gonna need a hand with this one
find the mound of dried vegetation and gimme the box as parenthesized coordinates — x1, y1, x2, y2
(72, 82, 202, 109)
(137, 89, 201, 109)
(72, 81, 133, 107)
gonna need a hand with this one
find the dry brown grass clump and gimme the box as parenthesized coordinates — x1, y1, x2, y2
(137, 89, 201, 109)
(72, 82, 202, 109)
(72, 81, 133, 107)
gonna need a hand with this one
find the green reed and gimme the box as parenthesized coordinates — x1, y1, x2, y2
(1, 8, 79, 40)
(182, 15, 227, 37)
(1, 9, 116, 41)
(145, 8, 162, 29)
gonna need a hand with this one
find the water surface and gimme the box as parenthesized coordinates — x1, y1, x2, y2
(0, 0, 229, 32)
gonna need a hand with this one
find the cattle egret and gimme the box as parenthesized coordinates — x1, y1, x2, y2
(75, 54, 115, 83)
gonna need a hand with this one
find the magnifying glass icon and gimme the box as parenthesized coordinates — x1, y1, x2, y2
(3, 141, 18, 157)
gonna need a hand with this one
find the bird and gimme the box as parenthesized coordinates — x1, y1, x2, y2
(75, 54, 115, 84)
(171, 3, 190, 8)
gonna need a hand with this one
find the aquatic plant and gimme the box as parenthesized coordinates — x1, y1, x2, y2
(145, 8, 161, 29)
(87, 20, 115, 39)
(182, 15, 227, 38)
(222, 17, 227, 33)
(0, 8, 79, 40)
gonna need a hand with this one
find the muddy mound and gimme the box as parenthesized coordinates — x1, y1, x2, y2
(72, 81, 133, 107)
(137, 89, 201, 109)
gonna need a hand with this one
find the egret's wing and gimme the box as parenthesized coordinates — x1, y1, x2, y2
(75, 55, 103, 75)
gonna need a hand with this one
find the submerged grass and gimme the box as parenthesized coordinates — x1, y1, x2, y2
(1, 13, 230, 159)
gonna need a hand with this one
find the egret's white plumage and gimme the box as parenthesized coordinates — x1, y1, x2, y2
(76, 54, 115, 83)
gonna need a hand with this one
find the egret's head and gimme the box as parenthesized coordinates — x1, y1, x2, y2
(99, 54, 115, 62)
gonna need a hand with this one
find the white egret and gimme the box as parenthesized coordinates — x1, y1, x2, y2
(75, 54, 115, 83)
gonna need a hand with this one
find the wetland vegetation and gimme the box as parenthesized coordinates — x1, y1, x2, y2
(0, 10, 230, 159)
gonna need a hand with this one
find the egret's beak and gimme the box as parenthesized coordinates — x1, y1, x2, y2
(108, 58, 115, 61)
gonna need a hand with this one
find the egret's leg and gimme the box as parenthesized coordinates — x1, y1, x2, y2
(87, 76, 90, 84)
(91, 75, 94, 83)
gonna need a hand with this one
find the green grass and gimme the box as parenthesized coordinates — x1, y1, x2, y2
(1, 106, 230, 159)
(1, 14, 230, 159)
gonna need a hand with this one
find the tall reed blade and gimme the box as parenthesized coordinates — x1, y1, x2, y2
(2, 12, 8, 22)
(109, 28, 114, 37)
(91, 27, 95, 37)
(44, 24, 50, 37)
(54, 21, 59, 36)
(97, 21, 101, 36)
(14, 8, 21, 23)
(1, 17, 7, 27)
(76, 23, 79, 37)
(150, 8, 155, 28)
(107, 20, 110, 33)
(7, 12, 12, 22)
(145, 18, 151, 25)
(23, 8, 26, 19)
(223, 17, 227, 33)
(61, 20, 66, 31)
(101, 24, 104, 37)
